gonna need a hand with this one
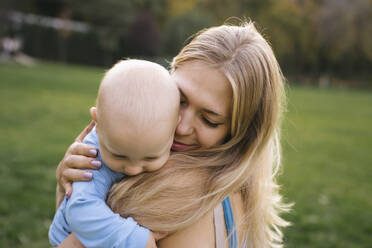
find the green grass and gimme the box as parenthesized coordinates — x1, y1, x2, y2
(0, 61, 103, 248)
(0, 61, 371, 247)
(281, 87, 372, 247)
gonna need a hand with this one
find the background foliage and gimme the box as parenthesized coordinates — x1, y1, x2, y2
(1, 0, 371, 84)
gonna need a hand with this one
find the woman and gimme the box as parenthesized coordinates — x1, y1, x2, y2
(56, 21, 290, 248)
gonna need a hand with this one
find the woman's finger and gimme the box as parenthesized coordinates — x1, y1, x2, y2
(75, 121, 95, 142)
(64, 154, 101, 170)
(58, 167, 94, 197)
(62, 168, 93, 183)
(68, 142, 97, 158)
(64, 182, 73, 198)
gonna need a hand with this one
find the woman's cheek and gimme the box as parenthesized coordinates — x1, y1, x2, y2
(198, 128, 215, 148)
(204, 127, 228, 148)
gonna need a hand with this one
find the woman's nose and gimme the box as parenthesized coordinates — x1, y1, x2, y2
(176, 108, 194, 136)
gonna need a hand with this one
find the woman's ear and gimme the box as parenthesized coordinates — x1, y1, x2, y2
(90, 107, 97, 122)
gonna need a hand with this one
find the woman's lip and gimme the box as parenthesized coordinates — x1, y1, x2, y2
(171, 141, 194, 151)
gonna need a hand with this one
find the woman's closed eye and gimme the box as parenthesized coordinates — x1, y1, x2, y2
(202, 116, 222, 128)
(180, 98, 187, 106)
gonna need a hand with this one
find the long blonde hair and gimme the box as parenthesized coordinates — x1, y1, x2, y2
(107, 21, 291, 248)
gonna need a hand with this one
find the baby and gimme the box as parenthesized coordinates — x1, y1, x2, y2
(49, 59, 180, 247)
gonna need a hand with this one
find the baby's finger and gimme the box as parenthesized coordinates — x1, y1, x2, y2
(62, 168, 93, 183)
(69, 142, 97, 158)
(75, 121, 95, 142)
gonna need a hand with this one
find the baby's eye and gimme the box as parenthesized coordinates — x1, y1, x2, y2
(144, 157, 158, 161)
(113, 154, 128, 159)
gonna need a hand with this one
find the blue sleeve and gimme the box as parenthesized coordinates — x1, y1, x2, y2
(64, 128, 150, 248)
(49, 198, 72, 246)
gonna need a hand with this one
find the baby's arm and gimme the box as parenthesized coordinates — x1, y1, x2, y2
(65, 166, 149, 248)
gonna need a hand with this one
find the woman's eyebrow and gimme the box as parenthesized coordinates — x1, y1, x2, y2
(202, 108, 225, 118)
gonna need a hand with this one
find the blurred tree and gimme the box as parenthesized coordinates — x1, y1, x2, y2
(316, 0, 372, 75)
(65, 0, 168, 64)
(199, 0, 272, 22)
(64, 0, 136, 65)
(162, 8, 214, 56)
(132, 0, 168, 28)
(123, 11, 160, 57)
(166, 0, 198, 17)
(2, 0, 371, 82)
(359, 1, 372, 57)
(256, 0, 319, 75)
(257, 0, 304, 73)
(0, 0, 65, 16)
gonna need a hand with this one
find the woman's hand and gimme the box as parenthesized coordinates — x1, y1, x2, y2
(56, 121, 101, 202)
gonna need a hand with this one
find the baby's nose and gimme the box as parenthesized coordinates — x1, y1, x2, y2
(124, 166, 143, 176)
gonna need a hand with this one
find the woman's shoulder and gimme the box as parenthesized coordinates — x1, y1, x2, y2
(157, 209, 215, 248)
(230, 192, 244, 223)
(157, 192, 244, 248)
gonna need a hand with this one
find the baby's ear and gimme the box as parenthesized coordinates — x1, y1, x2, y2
(90, 107, 97, 122)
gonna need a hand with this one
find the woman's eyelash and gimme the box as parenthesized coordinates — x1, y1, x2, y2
(202, 117, 220, 128)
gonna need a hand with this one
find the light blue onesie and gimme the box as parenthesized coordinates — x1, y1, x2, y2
(48, 128, 149, 248)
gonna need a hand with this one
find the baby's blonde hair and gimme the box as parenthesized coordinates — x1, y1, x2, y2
(107, 22, 291, 248)
(96, 59, 179, 132)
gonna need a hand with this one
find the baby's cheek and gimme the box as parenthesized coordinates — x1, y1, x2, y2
(163, 153, 171, 164)
(153, 157, 168, 171)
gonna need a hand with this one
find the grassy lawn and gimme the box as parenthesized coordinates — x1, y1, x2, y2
(0, 61, 371, 247)
(281, 86, 372, 247)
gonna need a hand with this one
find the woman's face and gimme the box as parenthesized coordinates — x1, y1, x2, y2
(171, 61, 233, 151)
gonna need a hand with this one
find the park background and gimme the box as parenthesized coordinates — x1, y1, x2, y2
(0, 0, 371, 247)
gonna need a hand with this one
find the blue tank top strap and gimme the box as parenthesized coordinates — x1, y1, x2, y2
(222, 197, 238, 248)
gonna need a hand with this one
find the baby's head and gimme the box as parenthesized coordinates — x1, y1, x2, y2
(91, 59, 179, 175)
